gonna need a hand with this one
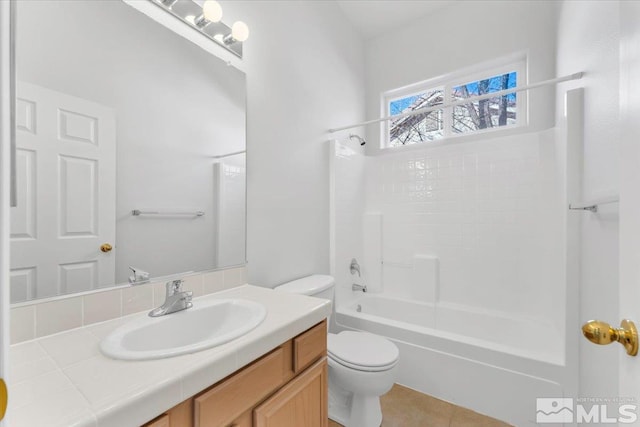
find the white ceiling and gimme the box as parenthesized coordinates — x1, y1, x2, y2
(335, 0, 456, 40)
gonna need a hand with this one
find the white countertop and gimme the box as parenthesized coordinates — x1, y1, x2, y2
(8, 285, 331, 427)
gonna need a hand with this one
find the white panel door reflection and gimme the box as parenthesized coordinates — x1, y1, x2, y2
(10, 82, 116, 302)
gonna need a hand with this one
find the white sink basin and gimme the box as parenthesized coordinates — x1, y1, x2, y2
(100, 298, 267, 360)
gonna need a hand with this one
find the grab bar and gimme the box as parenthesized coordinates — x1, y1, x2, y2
(569, 195, 619, 213)
(131, 210, 205, 217)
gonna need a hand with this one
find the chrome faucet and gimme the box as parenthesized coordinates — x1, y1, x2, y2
(129, 266, 150, 284)
(149, 279, 193, 317)
(350, 258, 361, 277)
(352, 283, 367, 292)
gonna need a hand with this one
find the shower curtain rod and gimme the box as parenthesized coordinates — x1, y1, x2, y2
(328, 72, 584, 133)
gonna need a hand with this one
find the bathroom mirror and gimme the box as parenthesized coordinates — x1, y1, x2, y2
(10, 0, 246, 303)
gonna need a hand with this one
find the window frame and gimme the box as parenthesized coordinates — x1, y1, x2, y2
(381, 58, 528, 150)
(385, 85, 445, 145)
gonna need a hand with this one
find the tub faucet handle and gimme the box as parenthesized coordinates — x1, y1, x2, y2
(350, 258, 361, 277)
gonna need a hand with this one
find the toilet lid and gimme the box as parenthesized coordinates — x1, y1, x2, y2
(275, 275, 334, 295)
(328, 332, 399, 372)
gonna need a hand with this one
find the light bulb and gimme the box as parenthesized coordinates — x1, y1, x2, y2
(231, 21, 249, 42)
(202, 0, 223, 23)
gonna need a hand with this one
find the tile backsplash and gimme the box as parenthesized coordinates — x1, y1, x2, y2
(10, 266, 247, 344)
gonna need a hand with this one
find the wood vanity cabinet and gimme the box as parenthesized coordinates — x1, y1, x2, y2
(143, 400, 193, 427)
(142, 320, 328, 427)
(253, 358, 327, 427)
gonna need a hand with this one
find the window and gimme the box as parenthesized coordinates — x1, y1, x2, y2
(388, 88, 444, 145)
(452, 72, 517, 134)
(383, 61, 525, 148)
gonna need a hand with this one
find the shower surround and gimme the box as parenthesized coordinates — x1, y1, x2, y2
(330, 127, 568, 426)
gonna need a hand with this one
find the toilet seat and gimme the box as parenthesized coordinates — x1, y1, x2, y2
(328, 331, 399, 372)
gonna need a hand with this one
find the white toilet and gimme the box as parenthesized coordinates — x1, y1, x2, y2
(275, 275, 399, 427)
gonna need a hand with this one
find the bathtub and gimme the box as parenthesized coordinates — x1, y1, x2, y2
(335, 294, 567, 427)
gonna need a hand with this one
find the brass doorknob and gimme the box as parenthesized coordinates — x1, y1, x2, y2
(0, 378, 7, 421)
(100, 243, 113, 253)
(582, 319, 638, 356)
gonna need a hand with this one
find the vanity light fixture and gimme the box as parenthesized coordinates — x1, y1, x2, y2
(193, 0, 222, 28)
(161, 0, 179, 8)
(151, 0, 249, 58)
(223, 21, 249, 44)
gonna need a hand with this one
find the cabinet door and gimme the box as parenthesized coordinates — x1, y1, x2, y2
(229, 410, 252, 427)
(254, 358, 328, 427)
(195, 347, 285, 427)
(166, 400, 193, 427)
(143, 414, 170, 427)
(142, 399, 192, 427)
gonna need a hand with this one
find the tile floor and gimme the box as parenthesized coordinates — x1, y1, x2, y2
(328, 384, 512, 427)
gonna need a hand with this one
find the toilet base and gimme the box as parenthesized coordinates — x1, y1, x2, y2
(351, 394, 383, 427)
(328, 401, 349, 426)
(328, 374, 350, 425)
(329, 377, 383, 427)
(329, 402, 382, 427)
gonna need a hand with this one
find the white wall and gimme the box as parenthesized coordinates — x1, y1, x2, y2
(618, 0, 640, 407)
(15, 0, 246, 286)
(330, 141, 367, 313)
(220, 1, 366, 286)
(556, 0, 621, 401)
(365, 0, 559, 153)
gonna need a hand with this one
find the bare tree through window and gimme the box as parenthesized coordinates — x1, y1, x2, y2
(386, 71, 518, 147)
(452, 72, 517, 134)
(389, 89, 444, 146)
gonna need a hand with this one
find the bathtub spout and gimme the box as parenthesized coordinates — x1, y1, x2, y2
(352, 284, 367, 292)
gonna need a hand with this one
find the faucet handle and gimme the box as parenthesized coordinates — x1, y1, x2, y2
(129, 266, 150, 284)
(350, 258, 361, 277)
(183, 291, 194, 310)
(166, 279, 184, 296)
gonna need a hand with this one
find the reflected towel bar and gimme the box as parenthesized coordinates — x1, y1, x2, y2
(569, 195, 619, 213)
(132, 210, 205, 217)
(211, 150, 246, 159)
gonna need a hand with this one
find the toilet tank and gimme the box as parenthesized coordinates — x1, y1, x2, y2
(274, 274, 335, 301)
